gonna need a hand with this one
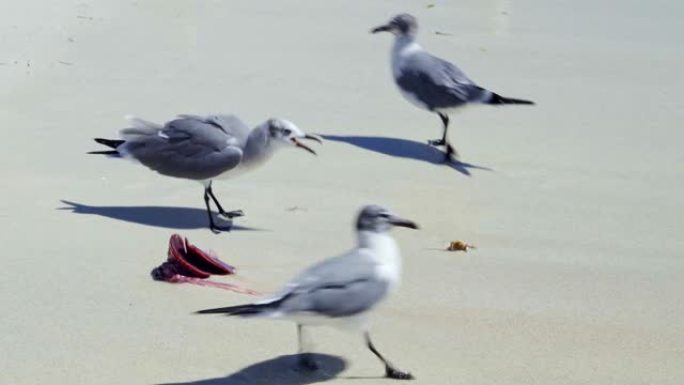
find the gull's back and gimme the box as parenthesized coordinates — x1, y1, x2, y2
(118, 115, 247, 181)
(395, 50, 492, 111)
(176, 114, 252, 147)
(263, 249, 390, 320)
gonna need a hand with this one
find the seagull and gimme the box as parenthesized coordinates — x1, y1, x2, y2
(197, 205, 419, 380)
(89, 114, 321, 233)
(372, 13, 534, 160)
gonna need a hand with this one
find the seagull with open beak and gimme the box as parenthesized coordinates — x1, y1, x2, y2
(89, 114, 322, 232)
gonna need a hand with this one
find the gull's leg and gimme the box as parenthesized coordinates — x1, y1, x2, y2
(365, 332, 414, 380)
(444, 142, 457, 161)
(297, 324, 319, 371)
(434, 113, 458, 161)
(427, 113, 449, 147)
(206, 181, 244, 219)
(203, 187, 232, 233)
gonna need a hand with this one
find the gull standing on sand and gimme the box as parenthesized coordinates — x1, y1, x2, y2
(198, 205, 418, 380)
(89, 114, 321, 232)
(372, 13, 534, 160)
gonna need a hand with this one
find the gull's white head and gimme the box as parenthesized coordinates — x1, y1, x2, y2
(356, 204, 419, 233)
(371, 14, 418, 37)
(264, 118, 322, 155)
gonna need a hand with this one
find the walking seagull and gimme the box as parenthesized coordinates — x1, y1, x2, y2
(89, 114, 321, 233)
(372, 13, 534, 160)
(197, 205, 418, 380)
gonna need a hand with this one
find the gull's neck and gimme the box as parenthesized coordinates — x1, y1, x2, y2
(357, 230, 402, 287)
(392, 35, 421, 55)
(391, 34, 422, 75)
(357, 231, 400, 261)
(241, 127, 275, 168)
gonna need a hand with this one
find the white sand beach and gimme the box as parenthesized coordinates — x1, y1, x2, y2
(1, 0, 683, 384)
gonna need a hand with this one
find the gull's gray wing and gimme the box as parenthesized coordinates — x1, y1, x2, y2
(176, 114, 251, 146)
(267, 249, 389, 318)
(396, 52, 492, 110)
(119, 116, 243, 180)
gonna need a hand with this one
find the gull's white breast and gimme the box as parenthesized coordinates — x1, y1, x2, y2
(367, 233, 402, 292)
(391, 40, 431, 111)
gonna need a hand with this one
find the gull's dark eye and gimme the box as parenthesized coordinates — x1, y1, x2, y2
(379, 213, 390, 218)
(282, 129, 292, 136)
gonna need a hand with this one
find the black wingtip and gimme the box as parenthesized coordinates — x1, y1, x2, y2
(90, 138, 124, 156)
(488, 93, 535, 106)
(94, 138, 125, 149)
(87, 150, 120, 156)
(196, 303, 269, 316)
(196, 306, 240, 314)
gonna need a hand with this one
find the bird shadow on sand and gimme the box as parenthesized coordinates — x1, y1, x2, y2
(323, 135, 492, 177)
(58, 200, 261, 231)
(157, 354, 347, 385)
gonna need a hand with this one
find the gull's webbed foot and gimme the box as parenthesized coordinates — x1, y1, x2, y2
(385, 366, 414, 380)
(218, 209, 244, 219)
(428, 139, 446, 147)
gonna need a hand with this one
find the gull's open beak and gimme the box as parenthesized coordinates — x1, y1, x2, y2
(292, 138, 317, 156)
(388, 215, 419, 230)
(371, 24, 392, 34)
(303, 134, 323, 144)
